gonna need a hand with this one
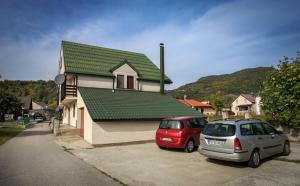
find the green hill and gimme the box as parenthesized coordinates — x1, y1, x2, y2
(0, 80, 57, 109)
(169, 67, 275, 106)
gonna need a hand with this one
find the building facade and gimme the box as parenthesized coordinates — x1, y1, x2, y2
(179, 99, 215, 115)
(58, 41, 202, 145)
(231, 94, 262, 116)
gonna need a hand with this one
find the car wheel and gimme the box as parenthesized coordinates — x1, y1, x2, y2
(248, 149, 260, 168)
(185, 140, 194, 153)
(282, 142, 290, 156)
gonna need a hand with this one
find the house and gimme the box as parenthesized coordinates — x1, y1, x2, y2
(17, 96, 32, 113)
(179, 98, 215, 115)
(58, 41, 202, 145)
(32, 102, 47, 110)
(231, 94, 262, 116)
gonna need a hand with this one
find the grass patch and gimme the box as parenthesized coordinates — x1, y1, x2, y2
(275, 157, 300, 164)
(0, 127, 24, 145)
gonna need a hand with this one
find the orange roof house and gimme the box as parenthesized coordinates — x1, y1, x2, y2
(179, 99, 215, 115)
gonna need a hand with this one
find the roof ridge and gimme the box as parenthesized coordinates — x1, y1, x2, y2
(62, 40, 145, 56)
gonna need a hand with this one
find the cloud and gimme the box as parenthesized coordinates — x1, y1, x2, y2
(1, 0, 299, 89)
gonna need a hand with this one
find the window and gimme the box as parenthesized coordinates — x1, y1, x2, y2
(240, 124, 254, 136)
(202, 124, 236, 137)
(127, 76, 134, 89)
(188, 118, 201, 128)
(252, 123, 265, 135)
(196, 118, 207, 128)
(239, 106, 249, 111)
(159, 120, 184, 129)
(117, 75, 124, 88)
(262, 123, 276, 135)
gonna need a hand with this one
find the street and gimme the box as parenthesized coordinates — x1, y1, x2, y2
(0, 123, 120, 186)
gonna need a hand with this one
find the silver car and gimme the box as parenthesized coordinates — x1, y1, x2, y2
(198, 119, 290, 168)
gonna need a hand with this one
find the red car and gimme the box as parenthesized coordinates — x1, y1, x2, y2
(156, 116, 207, 152)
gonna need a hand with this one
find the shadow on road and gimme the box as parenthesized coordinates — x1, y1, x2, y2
(205, 158, 249, 168)
(16, 129, 50, 137)
(205, 154, 285, 168)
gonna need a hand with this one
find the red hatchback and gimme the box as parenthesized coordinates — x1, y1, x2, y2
(156, 116, 207, 152)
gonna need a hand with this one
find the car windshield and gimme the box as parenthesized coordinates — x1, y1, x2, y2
(202, 123, 236, 137)
(159, 120, 183, 129)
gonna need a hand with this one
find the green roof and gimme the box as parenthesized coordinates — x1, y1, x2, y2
(78, 87, 204, 120)
(62, 41, 172, 83)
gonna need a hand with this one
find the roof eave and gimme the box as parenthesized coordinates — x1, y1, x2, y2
(137, 77, 173, 84)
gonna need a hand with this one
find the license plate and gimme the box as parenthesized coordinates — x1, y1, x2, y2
(162, 138, 172, 142)
(207, 139, 224, 145)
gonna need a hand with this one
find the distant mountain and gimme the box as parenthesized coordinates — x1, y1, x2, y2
(169, 67, 275, 106)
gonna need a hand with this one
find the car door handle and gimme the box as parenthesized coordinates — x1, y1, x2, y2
(257, 137, 263, 140)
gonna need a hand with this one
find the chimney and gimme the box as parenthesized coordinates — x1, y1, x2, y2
(160, 43, 165, 94)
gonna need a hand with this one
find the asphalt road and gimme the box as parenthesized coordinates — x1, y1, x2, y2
(72, 142, 300, 186)
(0, 123, 120, 186)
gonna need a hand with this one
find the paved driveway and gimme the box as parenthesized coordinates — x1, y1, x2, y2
(0, 123, 120, 186)
(72, 142, 300, 186)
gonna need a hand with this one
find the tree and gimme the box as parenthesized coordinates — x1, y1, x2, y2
(260, 55, 300, 127)
(211, 96, 225, 116)
(0, 89, 22, 122)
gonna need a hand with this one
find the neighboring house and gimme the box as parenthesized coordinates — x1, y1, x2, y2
(32, 102, 47, 110)
(179, 99, 215, 115)
(231, 94, 262, 115)
(58, 41, 202, 145)
(17, 96, 32, 113)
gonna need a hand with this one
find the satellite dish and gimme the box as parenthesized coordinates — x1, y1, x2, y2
(54, 74, 65, 85)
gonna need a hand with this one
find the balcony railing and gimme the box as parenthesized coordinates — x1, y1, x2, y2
(61, 78, 77, 101)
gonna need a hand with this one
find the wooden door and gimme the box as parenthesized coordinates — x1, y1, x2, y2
(117, 75, 124, 88)
(80, 108, 84, 137)
(127, 76, 134, 89)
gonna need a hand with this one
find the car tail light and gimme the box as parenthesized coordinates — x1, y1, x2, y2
(234, 138, 242, 151)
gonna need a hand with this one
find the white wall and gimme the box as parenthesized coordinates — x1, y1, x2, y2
(139, 81, 160, 92)
(255, 96, 262, 115)
(78, 75, 113, 89)
(69, 102, 77, 127)
(77, 91, 93, 144)
(61, 102, 77, 127)
(92, 121, 159, 145)
(32, 102, 43, 110)
(62, 106, 68, 124)
(112, 63, 138, 89)
(231, 95, 253, 115)
(59, 49, 65, 74)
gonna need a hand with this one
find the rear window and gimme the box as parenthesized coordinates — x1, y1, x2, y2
(202, 123, 236, 137)
(159, 120, 184, 129)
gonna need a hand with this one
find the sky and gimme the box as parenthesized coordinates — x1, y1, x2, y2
(0, 0, 299, 89)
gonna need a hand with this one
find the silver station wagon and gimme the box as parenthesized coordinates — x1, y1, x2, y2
(198, 119, 290, 168)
